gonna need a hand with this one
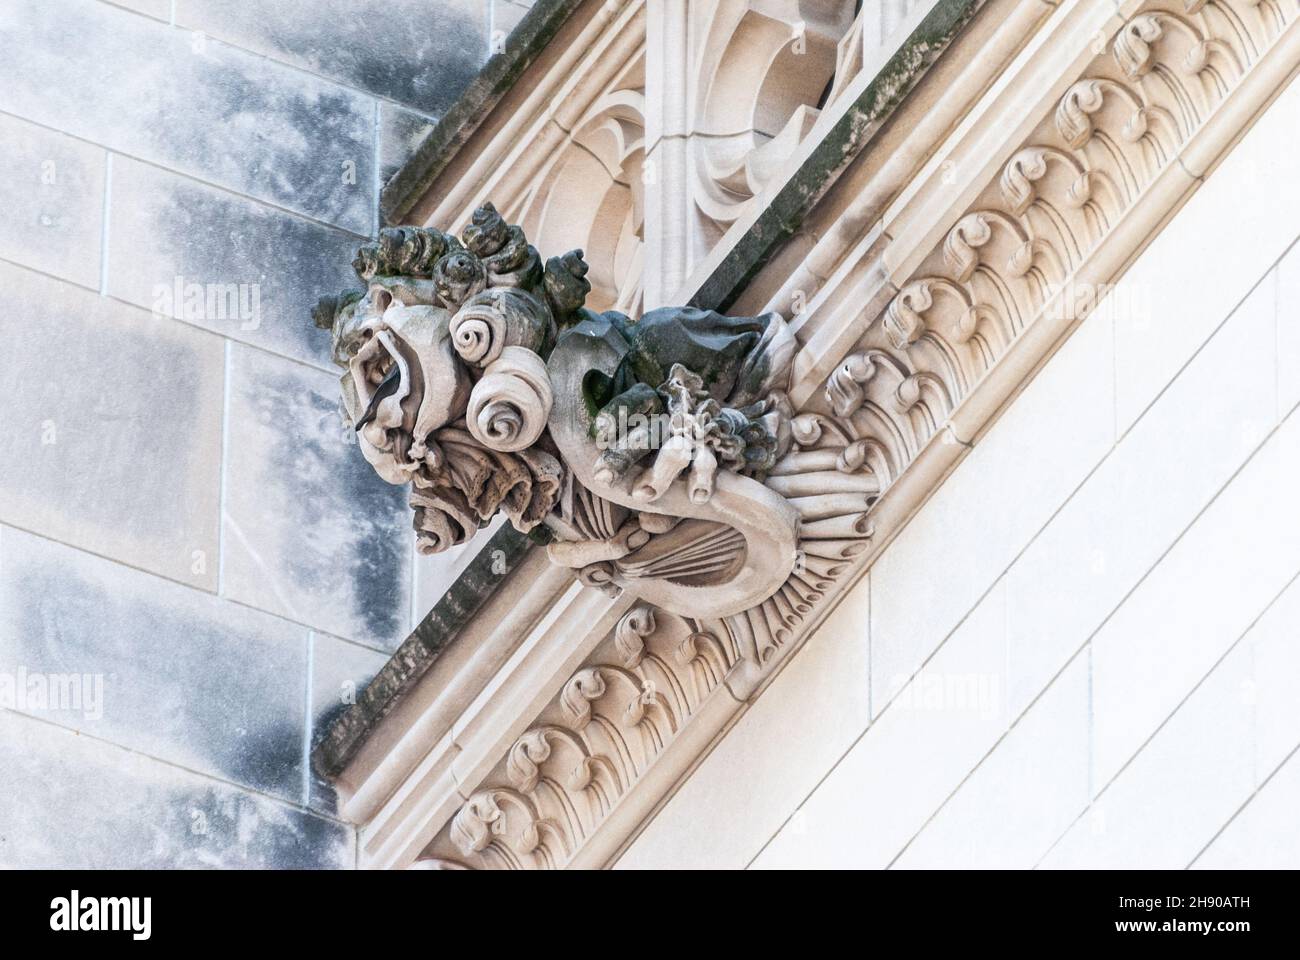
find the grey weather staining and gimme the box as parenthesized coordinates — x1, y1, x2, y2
(0, 710, 349, 869)
(223, 347, 412, 650)
(199, 60, 378, 233)
(109, 157, 361, 368)
(0, 529, 307, 804)
(380, 104, 438, 182)
(0, 0, 500, 869)
(0, 0, 376, 233)
(174, 0, 490, 116)
(0, 264, 224, 588)
(308, 635, 387, 813)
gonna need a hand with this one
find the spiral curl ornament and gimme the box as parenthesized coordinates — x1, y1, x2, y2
(432, 250, 487, 309)
(448, 287, 553, 368)
(467, 346, 554, 452)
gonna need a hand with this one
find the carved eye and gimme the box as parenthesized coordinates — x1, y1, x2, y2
(370, 355, 395, 385)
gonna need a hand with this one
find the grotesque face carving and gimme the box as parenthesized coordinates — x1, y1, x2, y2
(342, 283, 471, 484)
(313, 204, 570, 553)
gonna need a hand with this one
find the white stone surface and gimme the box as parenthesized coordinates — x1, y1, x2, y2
(1112, 68, 1300, 432)
(1249, 573, 1300, 778)
(1276, 243, 1300, 416)
(1005, 274, 1277, 716)
(752, 584, 1008, 869)
(0, 262, 224, 590)
(1090, 410, 1300, 790)
(868, 307, 1114, 713)
(621, 68, 1300, 870)
(172, 0, 489, 116)
(0, 113, 105, 288)
(893, 654, 1089, 870)
(1043, 633, 1257, 869)
(1194, 750, 1300, 869)
(104, 0, 171, 19)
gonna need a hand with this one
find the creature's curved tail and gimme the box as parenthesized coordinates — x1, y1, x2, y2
(546, 319, 800, 619)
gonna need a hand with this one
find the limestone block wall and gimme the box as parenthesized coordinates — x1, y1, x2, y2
(0, 0, 526, 868)
(619, 67, 1300, 870)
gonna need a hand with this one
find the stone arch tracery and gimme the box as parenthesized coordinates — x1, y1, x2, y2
(518, 56, 646, 316)
(690, 0, 857, 243)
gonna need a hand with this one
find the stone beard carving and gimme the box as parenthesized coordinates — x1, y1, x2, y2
(314, 203, 809, 619)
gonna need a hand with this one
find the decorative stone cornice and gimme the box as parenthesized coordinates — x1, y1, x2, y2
(318, 0, 1011, 787)
(444, 602, 736, 868)
(403, 0, 648, 315)
(676, 0, 992, 312)
(315, 0, 653, 783)
(317, 0, 1300, 869)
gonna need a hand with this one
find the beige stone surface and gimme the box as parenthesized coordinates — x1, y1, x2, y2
(617, 577, 872, 869)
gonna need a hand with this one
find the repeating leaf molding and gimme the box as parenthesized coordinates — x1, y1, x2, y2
(416, 0, 1296, 869)
(444, 604, 736, 868)
(842, 0, 1292, 494)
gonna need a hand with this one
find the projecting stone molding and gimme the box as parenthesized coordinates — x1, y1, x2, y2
(313, 0, 1300, 869)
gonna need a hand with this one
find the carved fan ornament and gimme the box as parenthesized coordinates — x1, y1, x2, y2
(313, 203, 875, 623)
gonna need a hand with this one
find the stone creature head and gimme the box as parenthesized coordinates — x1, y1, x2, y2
(313, 204, 589, 551)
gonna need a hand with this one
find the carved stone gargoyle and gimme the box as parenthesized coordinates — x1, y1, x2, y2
(313, 203, 872, 623)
